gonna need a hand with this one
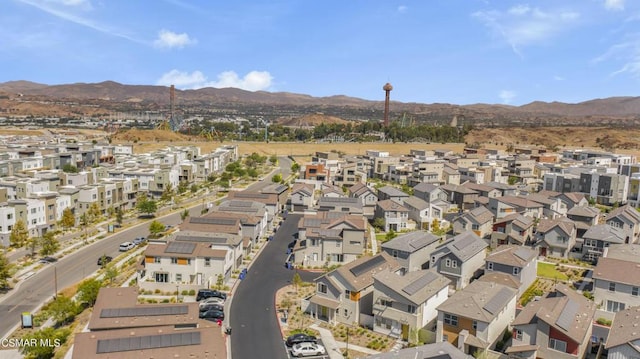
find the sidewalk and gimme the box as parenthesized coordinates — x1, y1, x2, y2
(309, 324, 381, 359)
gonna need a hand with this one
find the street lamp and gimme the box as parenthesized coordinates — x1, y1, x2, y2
(176, 285, 179, 302)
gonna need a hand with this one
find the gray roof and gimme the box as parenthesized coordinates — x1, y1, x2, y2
(365, 341, 472, 359)
(486, 245, 537, 267)
(381, 231, 441, 253)
(436, 231, 488, 262)
(605, 244, 640, 263)
(606, 306, 640, 349)
(377, 185, 410, 198)
(437, 280, 516, 322)
(582, 224, 625, 244)
(403, 196, 429, 211)
(374, 269, 450, 305)
(413, 182, 440, 194)
(567, 205, 600, 218)
(318, 196, 361, 205)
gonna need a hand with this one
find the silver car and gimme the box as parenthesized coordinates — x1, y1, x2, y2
(290, 342, 326, 357)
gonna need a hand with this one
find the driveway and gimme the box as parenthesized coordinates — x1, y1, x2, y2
(230, 213, 318, 359)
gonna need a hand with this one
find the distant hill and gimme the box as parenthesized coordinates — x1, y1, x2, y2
(1, 80, 640, 126)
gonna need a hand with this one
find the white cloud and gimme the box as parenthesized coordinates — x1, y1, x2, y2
(156, 69, 274, 91)
(553, 75, 565, 81)
(397, 5, 408, 13)
(473, 5, 580, 56)
(604, 0, 625, 11)
(499, 90, 516, 104)
(593, 34, 640, 78)
(153, 29, 197, 49)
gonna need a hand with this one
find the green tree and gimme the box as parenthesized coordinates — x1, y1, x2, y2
(508, 176, 519, 185)
(180, 209, 190, 221)
(161, 183, 175, 201)
(149, 220, 165, 236)
(20, 327, 70, 359)
(115, 207, 124, 226)
(0, 250, 12, 289)
(104, 263, 118, 285)
(39, 231, 59, 257)
(291, 162, 300, 172)
(272, 173, 283, 183)
(371, 217, 385, 231)
(26, 236, 38, 256)
(247, 168, 259, 178)
(385, 229, 397, 241)
(137, 200, 158, 217)
(9, 219, 29, 248)
(292, 272, 302, 292)
(48, 295, 79, 326)
(79, 212, 89, 240)
(60, 208, 75, 229)
(87, 202, 102, 223)
(190, 184, 199, 193)
(177, 181, 189, 195)
(214, 274, 224, 290)
(62, 163, 78, 173)
(77, 278, 102, 307)
(269, 154, 278, 165)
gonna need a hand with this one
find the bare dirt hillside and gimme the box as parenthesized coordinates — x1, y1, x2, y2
(275, 114, 353, 127)
(111, 128, 193, 142)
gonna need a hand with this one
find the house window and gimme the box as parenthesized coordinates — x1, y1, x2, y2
(407, 305, 416, 314)
(392, 250, 398, 258)
(607, 300, 626, 313)
(176, 273, 182, 282)
(6, 214, 12, 219)
(445, 259, 451, 267)
(487, 262, 493, 271)
(513, 329, 523, 340)
(513, 267, 520, 275)
(633, 287, 639, 297)
(343, 309, 348, 317)
(155, 272, 168, 283)
(318, 283, 327, 294)
(380, 299, 393, 307)
(171, 257, 178, 264)
(205, 258, 211, 266)
(472, 320, 477, 330)
(549, 338, 567, 352)
(609, 282, 616, 292)
(444, 314, 458, 326)
(154, 257, 160, 263)
(451, 260, 457, 268)
(471, 224, 479, 230)
(345, 290, 351, 298)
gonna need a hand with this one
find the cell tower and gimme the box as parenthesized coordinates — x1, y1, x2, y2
(383, 82, 393, 127)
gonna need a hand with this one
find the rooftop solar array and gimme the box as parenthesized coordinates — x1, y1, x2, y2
(100, 305, 188, 318)
(402, 272, 439, 296)
(452, 234, 476, 251)
(514, 247, 533, 261)
(96, 331, 201, 354)
(165, 241, 196, 254)
(556, 300, 578, 331)
(482, 287, 513, 315)
(175, 235, 226, 244)
(350, 255, 386, 277)
(190, 217, 237, 226)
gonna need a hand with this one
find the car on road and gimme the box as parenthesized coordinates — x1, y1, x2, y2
(199, 309, 224, 321)
(97, 255, 113, 266)
(199, 303, 224, 312)
(119, 241, 135, 251)
(199, 297, 225, 307)
(285, 333, 318, 347)
(196, 289, 227, 301)
(133, 237, 146, 246)
(290, 342, 326, 357)
(38, 256, 57, 264)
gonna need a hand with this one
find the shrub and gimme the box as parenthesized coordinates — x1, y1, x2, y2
(596, 318, 612, 326)
(188, 289, 195, 295)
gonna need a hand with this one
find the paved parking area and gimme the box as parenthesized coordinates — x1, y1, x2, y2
(283, 339, 330, 359)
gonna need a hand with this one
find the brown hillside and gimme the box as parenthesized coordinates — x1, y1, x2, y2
(275, 114, 352, 127)
(111, 128, 192, 142)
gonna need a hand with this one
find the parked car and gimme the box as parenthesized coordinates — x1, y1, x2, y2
(196, 289, 227, 301)
(199, 297, 225, 307)
(286, 333, 317, 347)
(199, 309, 224, 321)
(199, 303, 224, 312)
(133, 237, 146, 245)
(97, 255, 113, 266)
(290, 342, 326, 357)
(38, 256, 57, 264)
(119, 242, 135, 251)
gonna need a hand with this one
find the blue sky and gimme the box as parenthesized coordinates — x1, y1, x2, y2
(1, 0, 639, 106)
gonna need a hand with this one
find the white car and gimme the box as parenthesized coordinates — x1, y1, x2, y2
(291, 342, 326, 357)
(119, 241, 135, 251)
(198, 297, 225, 307)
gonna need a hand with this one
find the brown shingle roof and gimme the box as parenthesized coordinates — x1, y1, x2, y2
(327, 252, 400, 292)
(593, 257, 640, 286)
(606, 306, 640, 349)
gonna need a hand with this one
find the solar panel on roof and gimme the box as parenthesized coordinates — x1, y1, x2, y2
(175, 235, 226, 244)
(556, 300, 578, 331)
(350, 255, 386, 276)
(165, 241, 196, 254)
(96, 332, 201, 353)
(402, 272, 439, 295)
(452, 234, 476, 251)
(514, 247, 532, 261)
(100, 305, 188, 318)
(483, 287, 513, 315)
(190, 217, 237, 225)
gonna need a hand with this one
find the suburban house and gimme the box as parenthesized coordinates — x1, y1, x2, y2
(605, 205, 640, 244)
(605, 306, 640, 359)
(317, 196, 363, 214)
(527, 193, 564, 219)
(365, 341, 472, 359)
(372, 269, 450, 340)
(290, 183, 316, 211)
(72, 287, 226, 359)
(381, 231, 443, 272)
(484, 245, 537, 297)
(308, 253, 401, 326)
(413, 183, 449, 204)
(375, 199, 409, 232)
(592, 246, 640, 314)
(403, 195, 443, 231)
(377, 185, 410, 203)
(566, 205, 601, 239)
(508, 284, 596, 359)
(440, 184, 479, 211)
(436, 280, 517, 355)
(261, 183, 290, 211)
(226, 191, 279, 216)
(580, 224, 626, 263)
(535, 217, 577, 258)
(554, 192, 589, 211)
(488, 196, 544, 220)
(452, 206, 494, 239)
(348, 182, 378, 207)
(430, 231, 488, 289)
(293, 212, 367, 267)
(490, 213, 534, 247)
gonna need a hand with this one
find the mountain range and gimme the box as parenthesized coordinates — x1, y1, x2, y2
(1, 80, 639, 126)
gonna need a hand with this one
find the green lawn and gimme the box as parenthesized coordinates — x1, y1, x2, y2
(537, 262, 569, 280)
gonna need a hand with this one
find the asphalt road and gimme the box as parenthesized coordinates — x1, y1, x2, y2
(230, 213, 319, 359)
